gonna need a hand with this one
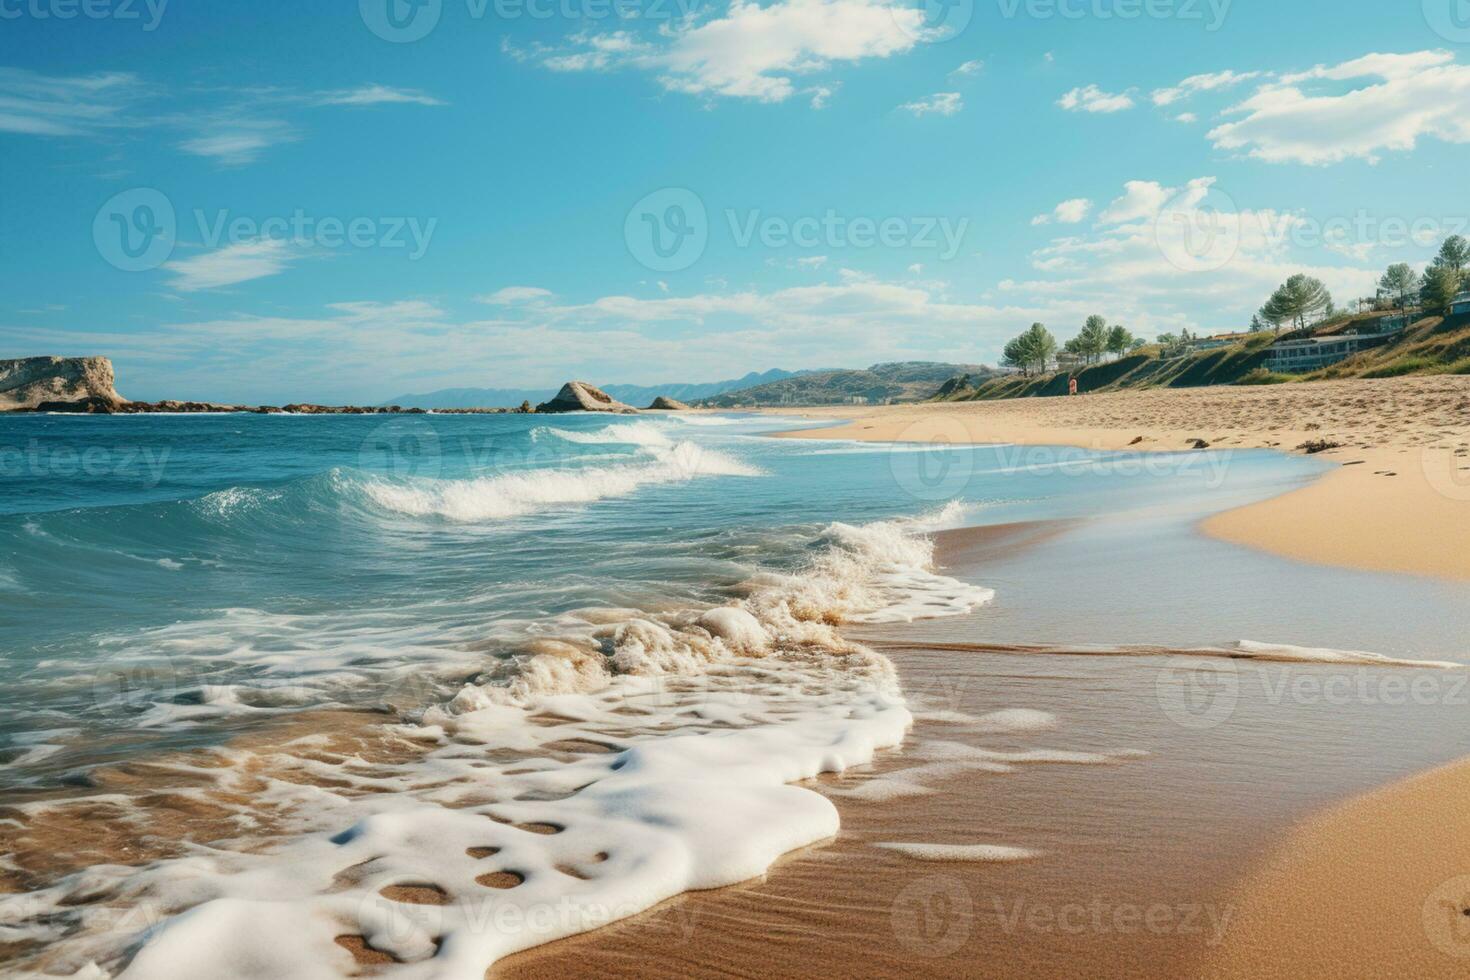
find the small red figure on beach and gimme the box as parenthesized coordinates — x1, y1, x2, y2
(1068, 376, 1078, 396)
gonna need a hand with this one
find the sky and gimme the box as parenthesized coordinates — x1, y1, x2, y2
(3, 0, 1470, 403)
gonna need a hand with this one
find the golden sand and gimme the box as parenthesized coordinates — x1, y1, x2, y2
(770, 375, 1470, 580)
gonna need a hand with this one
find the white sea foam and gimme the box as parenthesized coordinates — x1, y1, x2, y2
(533, 421, 675, 448)
(875, 842, 1039, 862)
(1227, 640, 1464, 670)
(1, 501, 1008, 977)
(363, 442, 765, 522)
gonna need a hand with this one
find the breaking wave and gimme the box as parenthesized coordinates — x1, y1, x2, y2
(362, 442, 765, 522)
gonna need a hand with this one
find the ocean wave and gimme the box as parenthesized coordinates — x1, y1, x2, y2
(362, 442, 765, 522)
(0, 497, 999, 977)
(532, 421, 675, 448)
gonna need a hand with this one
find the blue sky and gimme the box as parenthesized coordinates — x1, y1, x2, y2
(3, 0, 1469, 402)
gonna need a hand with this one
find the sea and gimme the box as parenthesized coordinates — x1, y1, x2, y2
(1, 411, 1466, 978)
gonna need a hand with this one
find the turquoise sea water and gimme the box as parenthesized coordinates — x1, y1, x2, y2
(0, 410, 1392, 788)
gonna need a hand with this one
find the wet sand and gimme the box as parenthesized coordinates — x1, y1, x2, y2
(496, 522, 1470, 978)
(770, 376, 1470, 581)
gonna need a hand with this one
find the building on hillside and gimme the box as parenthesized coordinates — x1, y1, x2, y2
(1265, 324, 1406, 373)
(1451, 291, 1470, 316)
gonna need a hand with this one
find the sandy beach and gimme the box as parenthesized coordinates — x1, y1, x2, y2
(770, 375, 1470, 581)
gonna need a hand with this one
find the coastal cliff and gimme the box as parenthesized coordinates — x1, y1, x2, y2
(0, 356, 123, 411)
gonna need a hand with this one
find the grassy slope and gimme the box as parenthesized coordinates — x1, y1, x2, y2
(956, 314, 1470, 402)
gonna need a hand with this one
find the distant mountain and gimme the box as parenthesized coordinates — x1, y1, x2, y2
(701, 362, 999, 407)
(382, 369, 807, 409)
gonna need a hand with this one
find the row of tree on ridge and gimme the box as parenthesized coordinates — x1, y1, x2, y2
(1000, 235, 1470, 377)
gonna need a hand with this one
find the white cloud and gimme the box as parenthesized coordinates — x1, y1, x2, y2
(178, 121, 297, 165)
(1015, 175, 1377, 335)
(0, 69, 145, 136)
(1207, 49, 1470, 165)
(1151, 69, 1260, 106)
(1057, 84, 1134, 114)
(1174, 112, 1198, 124)
(476, 286, 555, 305)
(509, 0, 926, 105)
(1053, 198, 1092, 223)
(1032, 198, 1093, 226)
(1098, 180, 1176, 224)
(900, 92, 962, 117)
(314, 84, 446, 107)
(951, 59, 984, 77)
(163, 240, 302, 292)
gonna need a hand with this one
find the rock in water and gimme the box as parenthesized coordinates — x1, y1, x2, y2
(0, 356, 123, 411)
(646, 396, 692, 410)
(535, 381, 637, 414)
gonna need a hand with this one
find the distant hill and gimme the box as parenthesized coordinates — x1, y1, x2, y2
(382, 369, 807, 409)
(701, 362, 998, 407)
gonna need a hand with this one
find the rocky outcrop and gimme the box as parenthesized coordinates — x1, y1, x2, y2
(535, 381, 637, 414)
(0, 356, 123, 410)
(646, 396, 692, 410)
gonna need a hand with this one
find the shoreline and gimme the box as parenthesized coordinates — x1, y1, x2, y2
(766, 375, 1470, 581)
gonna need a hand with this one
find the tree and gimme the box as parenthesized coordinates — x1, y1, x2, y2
(1249, 313, 1271, 333)
(1074, 315, 1109, 364)
(1259, 274, 1333, 332)
(1006, 322, 1058, 376)
(1002, 336, 1030, 375)
(1420, 263, 1463, 314)
(1376, 263, 1416, 309)
(1105, 325, 1135, 359)
(1432, 235, 1470, 276)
